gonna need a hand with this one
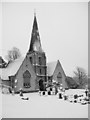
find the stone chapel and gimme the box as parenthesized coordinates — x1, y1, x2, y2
(0, 13, 68, 93)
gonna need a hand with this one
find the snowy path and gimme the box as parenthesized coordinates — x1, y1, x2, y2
(1, 90, 89, 118)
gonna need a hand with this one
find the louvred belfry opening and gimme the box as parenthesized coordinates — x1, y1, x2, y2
(29, 14, 43, 52)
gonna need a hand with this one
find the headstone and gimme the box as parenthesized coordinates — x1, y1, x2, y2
(74, 100, 77, 103)
(50, 87, 52, 91)
(22, 97, 29, 100)
(19, 89, 23, 96)
(64, 95, 68, 100)
(59, 93, 62, 99)
(20, 92, 23, 96)
(48, 91, 51, 95)
(85, 90, 88, 97)
(74, 94, 78, 99)
(12, 90, 15, 95)
(43, 91, 45, 95)
(70, 100, 73, 103)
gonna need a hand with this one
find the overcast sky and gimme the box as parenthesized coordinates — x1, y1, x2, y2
(0, 2, 88, 76)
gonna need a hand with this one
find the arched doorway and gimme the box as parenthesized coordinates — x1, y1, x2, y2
(23, 70, 31, 88)
(39, 79, 45, 91)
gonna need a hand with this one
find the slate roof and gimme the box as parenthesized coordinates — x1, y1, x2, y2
(47, 60, 66, 77)
(0, 58, 57, 80)
(47, 61, 57, 76)
(0, 57, 24, 80)
(0, 56, 65, 81)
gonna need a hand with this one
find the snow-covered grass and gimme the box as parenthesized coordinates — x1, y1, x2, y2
(0, 88, 2, 120)
(1, 89, 89, 118)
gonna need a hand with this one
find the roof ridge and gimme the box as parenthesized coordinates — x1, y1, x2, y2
(47, 61, 58, 64)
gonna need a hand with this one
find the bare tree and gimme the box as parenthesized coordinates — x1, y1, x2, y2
(12, 47, 21, 60)
(73, 67, 88, 88)
(66, 76, 79, 89)
(6, 47, 21, 64)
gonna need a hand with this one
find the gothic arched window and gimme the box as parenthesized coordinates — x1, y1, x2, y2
(23, 70, 31, 88)
(30, 57, 33, 64)
(40, 68, 42, 74)
(57, 72, 62, 78)
(57, 72, 62, 84)
(39, 57, 42, 65)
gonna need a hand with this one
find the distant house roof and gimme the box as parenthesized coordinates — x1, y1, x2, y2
(47, 61, 57, 76)
(0, 56, 7, 67)
(0, 56, 4, 63)
(0, 57, 24, 80)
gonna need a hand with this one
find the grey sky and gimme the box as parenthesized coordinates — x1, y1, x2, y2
(0, 2, 88, 76)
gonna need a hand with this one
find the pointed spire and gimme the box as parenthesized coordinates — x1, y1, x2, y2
(34, 9, 36, 17)
(29, 12, 43, 52)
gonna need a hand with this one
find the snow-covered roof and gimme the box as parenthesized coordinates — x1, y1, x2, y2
(0, 57, 24, 80)
(0, 56, 6, 64)
(47, 61, 57, 76)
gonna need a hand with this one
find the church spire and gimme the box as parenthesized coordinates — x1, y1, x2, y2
(29, 12, 43, 52)
(34, 9, 36, 17)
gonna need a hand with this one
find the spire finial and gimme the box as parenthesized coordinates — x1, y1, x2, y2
(34, 9, 36, 17)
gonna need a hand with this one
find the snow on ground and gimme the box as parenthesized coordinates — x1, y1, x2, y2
(0, 89, 2, 119)
(1, 89, 89, 118)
